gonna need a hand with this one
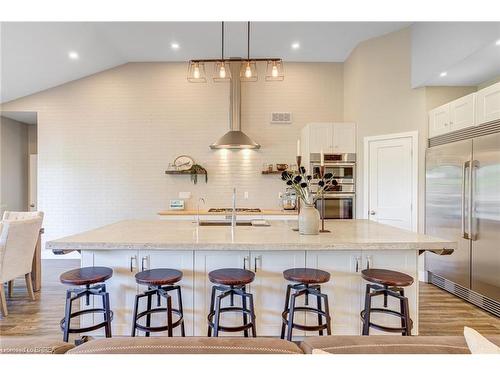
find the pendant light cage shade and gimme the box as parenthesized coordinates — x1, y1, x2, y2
(265, 60, 284, 81)
(187, 61, 207, 83)
(240, 61, 258, 82)
(213, 61, 232, 82)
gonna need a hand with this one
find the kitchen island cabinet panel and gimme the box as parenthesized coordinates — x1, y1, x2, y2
(91, 250, 139, 336)
(138, 250, 194, 336)
(193, 250, 249, 336)
(305, 251, 362, 335)
(250, 251, 306, 337)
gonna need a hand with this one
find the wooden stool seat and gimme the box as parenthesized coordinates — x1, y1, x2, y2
(135, 268, 183, 286)
(361, 269, 414, 287)
(208, 268, 255, 286)
(60, 266, 113, 286)
(283, 268, 330, 284)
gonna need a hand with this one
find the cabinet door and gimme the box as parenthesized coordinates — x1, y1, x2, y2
(309, 123, 334, 153)
(332, 123, 356, 153)
(428, 104, 450, 138)
(251, 251, 306, 337)
(449, 93, 475, 131)
(93, 250, 139, 336)
(138, 250, 194, 336)
(361, 250, 418, 335)
(193, 250, 249, 336)
(476, 82, 500, 125)
(306, 251, 362, 335)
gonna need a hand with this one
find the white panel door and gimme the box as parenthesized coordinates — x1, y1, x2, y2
(476, 82, 500, 125)
(137, 250, 194, 336)
(28, 154, 37, 211)
(193, 250, 249, 336)
(361, 250, 418, 335)
(428, 104, 450, 138)
(250, 251, 306, 337)
(309, 123, 333, 153)
(368, 136, 414, 231)
(449, 93, 475, 131)
(306, 251, 362, 335)
(332, 123, 356, 153)
(92, 250, 139, 336)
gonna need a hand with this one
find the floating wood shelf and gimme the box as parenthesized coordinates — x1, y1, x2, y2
(165, 169, 206, 175)
(261, 170, 287, 175)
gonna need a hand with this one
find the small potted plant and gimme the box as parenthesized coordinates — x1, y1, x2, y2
(281, 167, 337, 235)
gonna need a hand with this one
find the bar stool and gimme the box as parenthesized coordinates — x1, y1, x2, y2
(281, 268, 332, 341)
(131, 268, 185, 337)
(207, 268, 256, 337)
(360, 268, 414, 336)
(60, 266, 113, 343)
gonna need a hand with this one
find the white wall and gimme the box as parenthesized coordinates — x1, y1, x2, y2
(1, 62, 344, 257)
(0, 116, 29, 215)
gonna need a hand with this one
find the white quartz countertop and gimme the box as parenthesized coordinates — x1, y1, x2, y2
(46, 219, 456, 252)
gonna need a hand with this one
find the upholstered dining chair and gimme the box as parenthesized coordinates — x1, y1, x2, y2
(0, 212, 43, 317)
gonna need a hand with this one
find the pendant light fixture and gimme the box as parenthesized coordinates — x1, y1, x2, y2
(240, 22, 257, 82)
(213, 22, 231, 82)
(187, 22, 284, 84)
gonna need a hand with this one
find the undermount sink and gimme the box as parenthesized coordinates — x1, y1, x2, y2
(198, 221, 253, 226)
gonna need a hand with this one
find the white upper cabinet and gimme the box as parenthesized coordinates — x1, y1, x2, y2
(429, 103, 450, 138)
(303, 122, 356, 154)
(308, 122, 334, 153)
(449, 93, 475, 131)
(429, 94, 475, 138)
(476, 82, 500, 125)
(332, 122, 356, 153)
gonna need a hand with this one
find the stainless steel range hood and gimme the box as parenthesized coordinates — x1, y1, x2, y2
(210, 62, 260, 149)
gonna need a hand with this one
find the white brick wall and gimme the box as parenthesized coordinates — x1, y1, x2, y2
(1, 62, 344, 258)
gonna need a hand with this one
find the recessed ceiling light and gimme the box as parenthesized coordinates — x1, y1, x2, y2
(171, 42, 180, 50)
(496, 39, 500, 46)
(440, 71, 448, 77)
(68, 51, 79, 60)
(291, 42, 300, 50)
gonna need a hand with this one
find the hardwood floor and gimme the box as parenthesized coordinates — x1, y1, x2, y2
(1, 260, 499, 339)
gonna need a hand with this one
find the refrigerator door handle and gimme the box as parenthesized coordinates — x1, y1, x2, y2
(462, 160, 471, 240)
(470, 160, 479, 241)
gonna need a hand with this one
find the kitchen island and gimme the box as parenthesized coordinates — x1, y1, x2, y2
(47, 219, 455, 337)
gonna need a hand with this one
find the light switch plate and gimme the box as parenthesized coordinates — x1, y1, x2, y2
(179, 192, 191, 199)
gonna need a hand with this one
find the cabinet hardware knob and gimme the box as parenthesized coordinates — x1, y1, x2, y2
(254, 256, 262, 272)
(141, 256, 148, 271)
(243, 256, 249, 270)
(355, 256, 361, 272)
(369, 210, 376, 216)
(366, 256, 372, 269)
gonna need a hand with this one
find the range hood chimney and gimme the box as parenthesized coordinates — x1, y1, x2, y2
(210, 62, 260, 150)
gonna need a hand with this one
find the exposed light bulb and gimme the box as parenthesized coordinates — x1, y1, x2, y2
(272, 64, 279, 77)
(219, 64, 226, 79)
(193, 64, 200, 79)
(245, 64, 252, 78)
(440, 71, 447, 77)
(68, 51, 79, 60)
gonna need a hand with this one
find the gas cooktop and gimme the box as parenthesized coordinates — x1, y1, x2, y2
(208, 208, 262, 213)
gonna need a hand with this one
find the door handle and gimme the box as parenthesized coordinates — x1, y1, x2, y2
(355, 256, 361, 272)
(130, 255, 137, 272)
(462, 161, 470, 240)
(369, 210, 376, 216)
(366, 256, 372, 269)
(470, 160, 479, 241)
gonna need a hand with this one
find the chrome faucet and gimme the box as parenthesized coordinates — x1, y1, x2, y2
(231, 188, 236, 228)
(197, 197, 206, 226)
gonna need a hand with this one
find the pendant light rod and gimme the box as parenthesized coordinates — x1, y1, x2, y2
(221, 21, 224, 60)
(247, 21, 250, 61)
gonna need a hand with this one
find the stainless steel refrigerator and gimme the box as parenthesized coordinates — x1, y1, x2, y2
(425, 124, 500, 317)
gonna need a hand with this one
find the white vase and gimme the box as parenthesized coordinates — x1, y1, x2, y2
(298, 202, 320, 235)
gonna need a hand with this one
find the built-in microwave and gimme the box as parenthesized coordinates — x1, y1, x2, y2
(310, 153, 356, 185)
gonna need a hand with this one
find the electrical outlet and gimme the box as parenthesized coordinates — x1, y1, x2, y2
(244, 191, 249, 199)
